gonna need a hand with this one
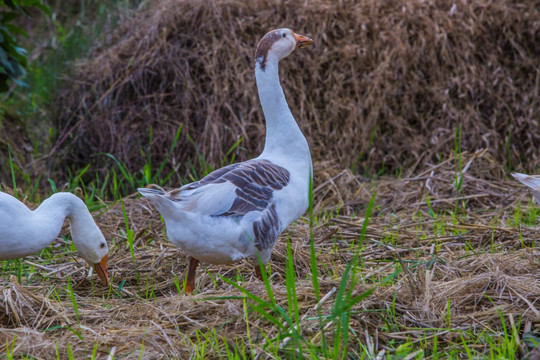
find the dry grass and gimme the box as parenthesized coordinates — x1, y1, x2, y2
(44, 0, 540, 188)
(1, 152, 539, 358)
(1, 0, 539, 357)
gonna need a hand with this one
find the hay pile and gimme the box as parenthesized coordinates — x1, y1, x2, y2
(1, 152, 539, 358)
(52, 0, 540, 187)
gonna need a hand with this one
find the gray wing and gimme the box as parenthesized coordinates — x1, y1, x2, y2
(185, 159, 290, 250)
(512, 173, 540, 205)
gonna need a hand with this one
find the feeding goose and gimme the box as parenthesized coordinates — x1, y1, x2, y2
(0, 191, 109, 285)
(139, 28, 313, 293)
(512, 172, 540, 204)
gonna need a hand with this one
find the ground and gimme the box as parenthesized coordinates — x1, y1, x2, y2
(1, 151, 538, 359)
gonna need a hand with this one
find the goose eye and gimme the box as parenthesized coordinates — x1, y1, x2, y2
(100, 243, 106, 249)
(282, 33, 287, 38)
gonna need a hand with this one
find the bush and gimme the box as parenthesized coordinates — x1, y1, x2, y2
(0, 0, 50, 92)
(53, 0, 540, 188)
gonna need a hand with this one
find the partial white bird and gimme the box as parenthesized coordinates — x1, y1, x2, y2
(0, 192, 109, 285)
(512, 172, 540, 205)
(139, 28, 313, 293)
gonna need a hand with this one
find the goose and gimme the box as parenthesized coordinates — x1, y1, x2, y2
(512, 172, 540, 205)
(0, 191, 109, 285)
(139, 28, 313, 293)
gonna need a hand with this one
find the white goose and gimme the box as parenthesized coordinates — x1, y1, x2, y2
(512, 173, 540, 204)
(0, 192, 109, 285)
(139, 28, 313, 293)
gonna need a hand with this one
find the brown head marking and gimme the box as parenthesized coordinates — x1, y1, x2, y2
(255, 30, 281, 71)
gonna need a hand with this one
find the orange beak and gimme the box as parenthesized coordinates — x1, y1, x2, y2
(292, 32, 313, 49)
(93, 253, 109, 286)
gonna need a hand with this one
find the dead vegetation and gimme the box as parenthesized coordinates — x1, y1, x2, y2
(1, 0, 539, 357)
(46, 0, 540, 188)
(1, 151, 539, 358)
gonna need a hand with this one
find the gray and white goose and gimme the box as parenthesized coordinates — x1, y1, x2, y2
(139, 28, 313, 293)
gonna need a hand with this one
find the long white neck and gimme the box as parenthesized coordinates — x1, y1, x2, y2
(33, 193, 95, 250)
(0, 192, 105, 263)
(0, 193, 75, 259)
(255, 56, 309, 159)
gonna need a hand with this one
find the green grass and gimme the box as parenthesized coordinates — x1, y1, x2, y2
(197, 191, 399, 359)
(1, 123, 538, 359)
(66, 276, 79, 323)
(103, 125, 184, 198)
(1, 168, 538, 358)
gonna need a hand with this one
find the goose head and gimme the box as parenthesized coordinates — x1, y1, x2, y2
(255, 28, 312, 70)
(45, 193, 110, 286)
(71, 222, 109, 286)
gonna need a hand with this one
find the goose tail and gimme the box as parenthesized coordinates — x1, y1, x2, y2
(138, 187, 166, 197)
(512, 173, 540, 204)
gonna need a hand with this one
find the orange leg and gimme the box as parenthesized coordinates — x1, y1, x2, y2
(185, 257, 199, 294)
(255, 264, 264, 281)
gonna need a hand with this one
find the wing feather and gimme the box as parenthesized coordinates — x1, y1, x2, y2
(173, 159, 290, 250)
(512, 172, 540, 204)
(252, 204, 281, 250)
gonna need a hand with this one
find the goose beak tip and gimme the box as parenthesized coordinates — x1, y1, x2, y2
(94, 253, 109, 286)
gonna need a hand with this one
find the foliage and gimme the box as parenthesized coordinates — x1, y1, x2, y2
(0, 0, 50, 92)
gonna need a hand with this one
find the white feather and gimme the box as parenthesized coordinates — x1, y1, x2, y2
(512, 172, 540, 204)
